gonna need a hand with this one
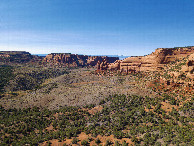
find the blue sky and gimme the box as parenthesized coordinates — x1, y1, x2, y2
(0, 0, 194, 56)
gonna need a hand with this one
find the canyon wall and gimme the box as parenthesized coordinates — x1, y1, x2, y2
(101, 46, 194, 73)
(0, 51, 119, 67)
(43, 53, 119, 67)
(1, 47, 193, 73)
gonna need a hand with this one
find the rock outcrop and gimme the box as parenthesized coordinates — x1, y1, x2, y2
(181, 53, 194, 79)
(102, 46, 194, 73)
(43, 53, 119, 67)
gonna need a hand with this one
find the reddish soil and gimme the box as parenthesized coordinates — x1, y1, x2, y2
(88, 105, 103, 115)
(41, 132, 134, 146)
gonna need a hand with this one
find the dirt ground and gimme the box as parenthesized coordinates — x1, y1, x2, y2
(41, 132, 134, 146)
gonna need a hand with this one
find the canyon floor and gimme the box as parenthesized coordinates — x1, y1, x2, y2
(0, 67, 157, 110)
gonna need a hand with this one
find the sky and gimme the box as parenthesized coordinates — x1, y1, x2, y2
(0, 0, 194, 56)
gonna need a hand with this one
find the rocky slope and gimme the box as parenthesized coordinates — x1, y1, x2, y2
(100, 46, 194, 74)
(0, 51, 33, 63)
(0, 51, 43, 64)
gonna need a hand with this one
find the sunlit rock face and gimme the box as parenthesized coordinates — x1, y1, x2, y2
(104, 46, 194, 73)
(181, 53, 194, 79)
(43, 53, 119, 67)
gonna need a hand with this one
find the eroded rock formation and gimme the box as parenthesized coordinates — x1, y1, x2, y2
(43, 53, 119, 67)
(102, 46, 194, 73)
(181, 53, 194, 79)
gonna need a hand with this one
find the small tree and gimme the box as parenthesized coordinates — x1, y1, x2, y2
(95, 138, 101, 145)
(72, 137, 79, 144)
(105, 139, 112, 146)
(122, 140, 128, 146)
(81, 140, 89, 146)
(114, 140, 120, 146)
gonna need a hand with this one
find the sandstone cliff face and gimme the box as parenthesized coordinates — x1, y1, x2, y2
(43, 53, 119, 67)
(181, 53, 194, 79)
(104, 46, 194, 73)
(43, 53, 86, 67)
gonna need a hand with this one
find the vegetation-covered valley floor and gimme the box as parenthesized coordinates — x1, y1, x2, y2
(0, 94, 193, 145)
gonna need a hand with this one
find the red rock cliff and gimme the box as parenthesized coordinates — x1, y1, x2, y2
(43, 53, 119, 67)
(105, 46, 194, 73)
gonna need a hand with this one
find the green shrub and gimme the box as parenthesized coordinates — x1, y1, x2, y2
(95, 138, 101, 144)
(81, 140, 89, 146)
(72, 137, 79, 144)
(105, 139, 112, 146)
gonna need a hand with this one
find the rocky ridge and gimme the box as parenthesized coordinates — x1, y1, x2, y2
(0, 51, 119, 67)
(43, 53, 119, 67)
(100, 46, 194, 74)
(0, 51, 43, 64)
(0, 51, 33, 63)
